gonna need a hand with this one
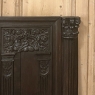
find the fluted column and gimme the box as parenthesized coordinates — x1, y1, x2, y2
(1, 55, 14, 95)
(62, 17, 80, 95)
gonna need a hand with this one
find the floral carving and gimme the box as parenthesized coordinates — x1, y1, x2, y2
(2, 28, 49, 54)
(62, 17, 80, 38)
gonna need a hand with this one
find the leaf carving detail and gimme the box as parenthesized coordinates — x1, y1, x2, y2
(2, 28, 49, 53)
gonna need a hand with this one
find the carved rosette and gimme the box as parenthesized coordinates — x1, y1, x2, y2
(62, 17, 80, 38)
(2, 28, 49, 54)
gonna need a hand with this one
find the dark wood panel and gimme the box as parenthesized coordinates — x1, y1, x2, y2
(62, 17, 80, 95)
(52, 18, 62, 95)
(14, 53, 21, 95)
(0, 16, 80, 95)
(21, 52, 39, 95)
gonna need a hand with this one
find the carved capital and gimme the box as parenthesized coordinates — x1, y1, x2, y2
(62, 17, 80, 38)
(39, 60, 50, 76)
(1, 55, 14, 95)
(37, 54, 51, 95)
(2, 55, 14, 78)
(37, 54, 51, 76)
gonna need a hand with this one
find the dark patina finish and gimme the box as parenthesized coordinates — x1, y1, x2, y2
(0, 16, 80, 95)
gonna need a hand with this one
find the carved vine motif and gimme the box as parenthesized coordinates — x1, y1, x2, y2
(39, 60, 49, 76)
(62, 17, 80, 38)
(2, 28, 49, 54)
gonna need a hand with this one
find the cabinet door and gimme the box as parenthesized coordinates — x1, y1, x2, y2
(0, 17, 62, 95)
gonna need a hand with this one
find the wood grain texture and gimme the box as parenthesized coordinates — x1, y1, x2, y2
(0, 0, 95, 95)
(15, 0, 21, 16)
(71, 0, 76, 16)
(76, 0, 89, 95)
(0, 0, 2, 16)
(2, 0, 15, 16)
(88, 0, 95, 95)
(22, 0, 64, 16)
(94, 53, 95, 95)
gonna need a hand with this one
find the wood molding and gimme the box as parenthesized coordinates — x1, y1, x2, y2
(0, 16, 80, 95)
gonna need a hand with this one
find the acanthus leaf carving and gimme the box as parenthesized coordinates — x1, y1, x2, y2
(2, 55, 14, 78)
(62, 17, 80, 38)
(39, 60, 50, 76)
(38, 59, 50, 95)
(1, 55, 14, 95)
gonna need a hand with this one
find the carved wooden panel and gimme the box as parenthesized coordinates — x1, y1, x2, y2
(2, 28, 50, 54)
(0, 17, 80, 95)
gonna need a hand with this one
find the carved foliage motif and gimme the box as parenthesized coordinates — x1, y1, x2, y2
(39, 60, 50, 95)
(2, 28, 49, 54)
(39, 60, 50, 76)
(2, 61, 13, 77)
(2, 56, 14, 78)
(1, 56, 14, 95)
(62, 17, 80, 38)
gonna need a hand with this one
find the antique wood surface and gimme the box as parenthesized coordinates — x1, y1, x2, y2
(0, 1, 95, 95)
(0, 17, 80, 95)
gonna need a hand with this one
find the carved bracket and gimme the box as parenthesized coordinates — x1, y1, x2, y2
(37, 54, 51, 95)
(39, 60, 50, 76)
(62, 17, 80, 38)
(1, 55, 14, 95)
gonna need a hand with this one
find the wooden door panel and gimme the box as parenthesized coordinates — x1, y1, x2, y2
(0, 17, 80, 95)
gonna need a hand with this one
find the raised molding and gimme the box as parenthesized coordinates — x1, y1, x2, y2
(0, 17, 80, 95)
